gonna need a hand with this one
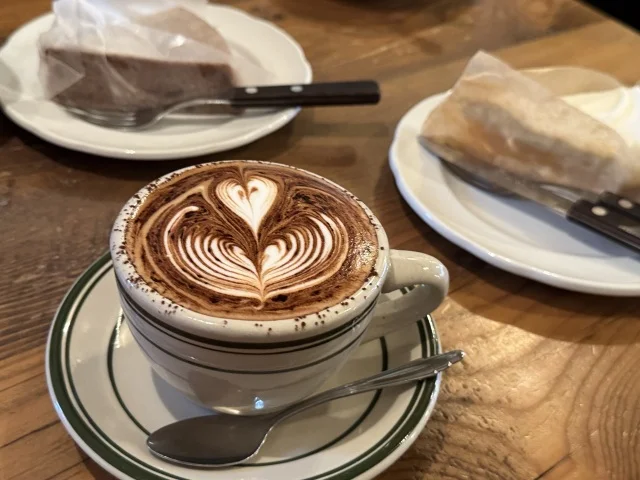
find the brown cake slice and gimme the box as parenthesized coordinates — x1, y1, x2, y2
(40, 7, 237, 111)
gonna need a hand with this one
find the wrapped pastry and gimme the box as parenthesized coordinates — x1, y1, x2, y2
(38, 0, 269, 111)
(420, 51, 640, 199)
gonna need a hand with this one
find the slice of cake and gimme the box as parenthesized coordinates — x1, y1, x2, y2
(420, 52, 640, 199)
(40, 6, 237, 111)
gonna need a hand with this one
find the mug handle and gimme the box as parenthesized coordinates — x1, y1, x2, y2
(362, 250, 449, 343)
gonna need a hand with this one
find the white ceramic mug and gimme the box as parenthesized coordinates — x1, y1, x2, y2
(110, 161, 449, 415)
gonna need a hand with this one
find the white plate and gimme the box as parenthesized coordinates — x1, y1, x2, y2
(0, 4, 312, 160)
(389, 91, 640, 296)
(46, 253, 441, 480)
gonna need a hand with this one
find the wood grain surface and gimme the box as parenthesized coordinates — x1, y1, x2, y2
(1, 1, 639, 479)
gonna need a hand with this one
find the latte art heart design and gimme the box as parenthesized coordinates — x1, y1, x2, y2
(127, 162, 379, 319)
(259, 216, 348, 294)
(169, 213, 348, 303)
(162, 175, 350, 306)
(216, 177, 277, 237)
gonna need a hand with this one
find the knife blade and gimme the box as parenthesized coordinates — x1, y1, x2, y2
(428, 142, 640, 253)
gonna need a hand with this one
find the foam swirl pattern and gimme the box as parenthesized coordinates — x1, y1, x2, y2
(124, 162, 378, 320)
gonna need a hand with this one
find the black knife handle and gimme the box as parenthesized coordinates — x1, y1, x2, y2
(567, 200, 640, 253)
(230, 81, 381, 108)
(598, 192, 640, 221)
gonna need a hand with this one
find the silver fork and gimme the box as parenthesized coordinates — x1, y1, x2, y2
(63, 80, 381, 130)
(65, 100, 235, 130)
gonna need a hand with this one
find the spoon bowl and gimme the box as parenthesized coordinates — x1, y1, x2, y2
(147, 350, 465, 467)
(148, 412, 280, 467)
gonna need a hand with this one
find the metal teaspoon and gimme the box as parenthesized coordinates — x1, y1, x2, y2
(147, 350, 465, 468)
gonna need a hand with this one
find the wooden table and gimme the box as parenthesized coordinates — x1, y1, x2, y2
(1, 1, 639, 478)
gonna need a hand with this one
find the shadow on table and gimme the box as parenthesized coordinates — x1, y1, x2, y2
(271, 0, 463, 28)
(271, 0, 454, 63)
(6, 108, 385, 185)
(0, 111, 14, 148)
(5, 114, 297, 181)
(398, 199, 639, 346)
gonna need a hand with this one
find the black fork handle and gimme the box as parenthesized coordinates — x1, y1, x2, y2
(229, 81, 381, 108)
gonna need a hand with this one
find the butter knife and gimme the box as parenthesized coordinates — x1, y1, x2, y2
(447, 159, 640, 253)
(421, 138, 640, 253)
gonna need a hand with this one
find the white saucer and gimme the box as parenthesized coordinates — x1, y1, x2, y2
(389, 91, 640, 296)
(46, 254, 441, 480)
(0, 4, 312, 160)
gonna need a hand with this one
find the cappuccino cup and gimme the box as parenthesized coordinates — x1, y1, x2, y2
(110, 160, 448, 414)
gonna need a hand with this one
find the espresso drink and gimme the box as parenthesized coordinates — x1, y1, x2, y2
(123, 161, 379, 320)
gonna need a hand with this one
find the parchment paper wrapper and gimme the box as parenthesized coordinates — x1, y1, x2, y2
(34, 0, 271, 110)
(421, 51, 640, 199)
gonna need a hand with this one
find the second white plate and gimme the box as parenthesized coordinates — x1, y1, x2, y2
(0, 4, 312, 160)
(389, 91, 640, 296)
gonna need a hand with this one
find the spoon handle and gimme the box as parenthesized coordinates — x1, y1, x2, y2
(275, 350, 464, 423)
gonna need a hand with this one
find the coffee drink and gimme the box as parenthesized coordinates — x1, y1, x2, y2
(122, 161, 379, 320)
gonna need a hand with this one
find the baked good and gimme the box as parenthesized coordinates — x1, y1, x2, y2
(40, 7, 236, 111)
(420, 52, 640, 199)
